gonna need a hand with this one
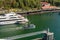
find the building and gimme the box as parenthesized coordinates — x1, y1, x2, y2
(41, 2, 50, 7)
(41, 2, 57, 10)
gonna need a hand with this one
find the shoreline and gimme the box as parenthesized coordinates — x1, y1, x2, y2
(0, 9, 60, 15)
(17, 9, 60, 15)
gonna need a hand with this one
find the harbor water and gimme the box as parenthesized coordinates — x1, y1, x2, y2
(0, 12, 60, 40)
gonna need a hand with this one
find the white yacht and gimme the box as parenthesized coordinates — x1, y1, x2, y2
(0, 12, 28, 25)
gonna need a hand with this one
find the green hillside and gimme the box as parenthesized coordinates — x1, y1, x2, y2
(0, 0, 41, 10)
(0, 0, 60, 10)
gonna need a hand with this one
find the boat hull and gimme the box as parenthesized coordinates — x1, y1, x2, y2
(0, 20, 17, 25)
(0, 20, 28, 25)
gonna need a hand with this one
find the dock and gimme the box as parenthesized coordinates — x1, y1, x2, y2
(3, 30, 47, 40)
(2, 28, 54, 40)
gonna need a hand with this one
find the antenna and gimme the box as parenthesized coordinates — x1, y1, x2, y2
(47, 28, 50, 40)
(48, 28, 49, 33)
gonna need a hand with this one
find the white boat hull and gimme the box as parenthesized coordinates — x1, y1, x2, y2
(0, 20, 28, 25)
(0, 21, 17, 25)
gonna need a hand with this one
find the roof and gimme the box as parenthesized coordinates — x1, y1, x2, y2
(42, 6, 57, 9)
(41, 2, 49, 4)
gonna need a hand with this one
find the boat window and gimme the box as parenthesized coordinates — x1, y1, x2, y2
(10, 15, 13, 16)
(11, 17, 16, 18)
(14, 19, 22, 20)
(0, 18, 6, 19)
(0, 14, 5, 16)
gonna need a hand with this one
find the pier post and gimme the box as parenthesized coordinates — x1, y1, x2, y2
(47, 28, 54, 40)
(42, 28, 54, 40)
(47, 32, 54, 40)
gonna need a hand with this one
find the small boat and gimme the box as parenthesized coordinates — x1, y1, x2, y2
(32, 38, 42, 40)
(22, 24, 35, 29)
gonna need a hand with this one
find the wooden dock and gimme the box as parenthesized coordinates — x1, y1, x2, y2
(3, 30, 47, 40)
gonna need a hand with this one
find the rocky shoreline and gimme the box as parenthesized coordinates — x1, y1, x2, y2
(0, 9, 60, 15)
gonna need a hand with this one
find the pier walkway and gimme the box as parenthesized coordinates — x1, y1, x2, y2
(4, 30, 47, 40)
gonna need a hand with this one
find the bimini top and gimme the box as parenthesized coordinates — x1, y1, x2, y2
(6, 12, 16, 16)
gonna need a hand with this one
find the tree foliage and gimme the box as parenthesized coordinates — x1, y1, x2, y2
(0, 0, 59, 10)
(0, 0, 42, 10)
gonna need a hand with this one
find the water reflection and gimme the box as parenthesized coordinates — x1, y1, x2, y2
(0, 12, 60, 40)
(58, 12, 60, 15)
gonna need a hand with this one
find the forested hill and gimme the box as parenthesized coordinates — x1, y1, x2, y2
(0, 0, 41, 10)
(0, 0, 60, 10)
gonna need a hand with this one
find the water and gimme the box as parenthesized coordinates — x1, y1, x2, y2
(0, 12, 60, 40)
